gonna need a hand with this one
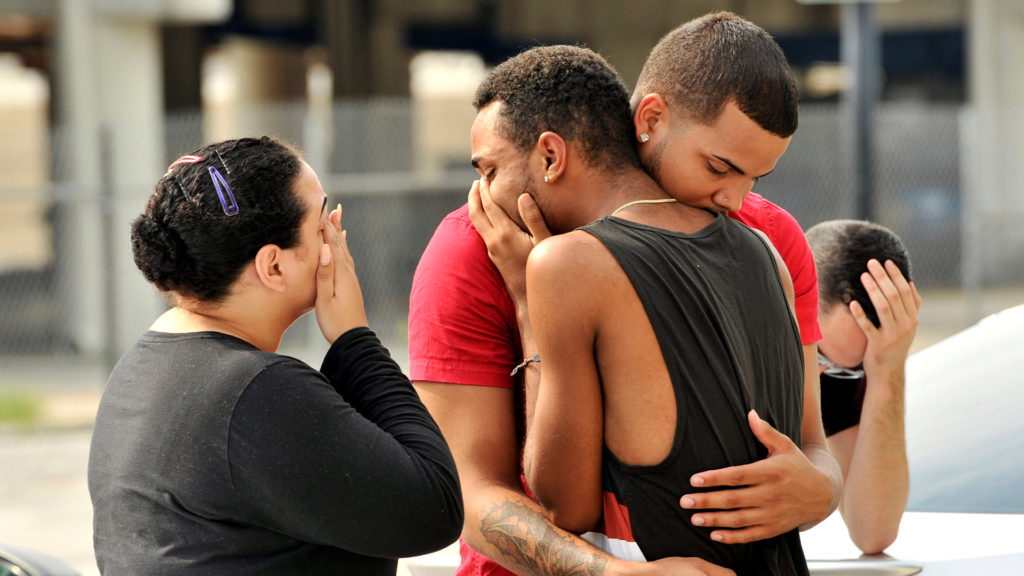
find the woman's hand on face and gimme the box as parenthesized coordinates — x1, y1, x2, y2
(315, 203, 368, 343)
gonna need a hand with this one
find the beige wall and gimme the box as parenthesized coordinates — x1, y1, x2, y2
(0, 54, 51, 271)
(201, 36, 308, 142)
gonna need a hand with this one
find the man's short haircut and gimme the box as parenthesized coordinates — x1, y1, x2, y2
(634, 11, 798, 137)
(473, 44, 640, 172)
(807, 219, 913, 328)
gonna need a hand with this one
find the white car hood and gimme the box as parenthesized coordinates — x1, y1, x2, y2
(803, 509, 1024, 560)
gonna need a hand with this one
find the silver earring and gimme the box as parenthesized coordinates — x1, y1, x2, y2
(639, 133, 650, 143)
(544, 175, 550, 183)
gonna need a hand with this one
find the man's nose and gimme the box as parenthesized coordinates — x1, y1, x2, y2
(715, 183, 752, 213)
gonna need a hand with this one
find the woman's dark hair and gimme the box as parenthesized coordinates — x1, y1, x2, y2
(131, 136, 305, 303)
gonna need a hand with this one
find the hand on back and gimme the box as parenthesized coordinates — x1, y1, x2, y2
(679, 410, 836, 542)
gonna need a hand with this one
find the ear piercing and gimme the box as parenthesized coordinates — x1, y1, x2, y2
(639, 133, 650, 143)
(544, 175, 550, 183)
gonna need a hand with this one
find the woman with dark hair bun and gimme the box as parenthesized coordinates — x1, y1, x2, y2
(88, 136, 463, 575)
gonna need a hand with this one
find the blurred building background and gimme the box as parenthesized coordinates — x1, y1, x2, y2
(2, 1, 1024, 574)
(0, 0, 1022, 379)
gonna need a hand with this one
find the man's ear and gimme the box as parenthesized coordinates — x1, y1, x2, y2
(634, 93, 669, 140)
(536, 131, 567, 184)
(253, 244, 287, 292)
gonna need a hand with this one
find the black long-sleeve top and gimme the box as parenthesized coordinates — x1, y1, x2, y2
(88, 327, 463, 575)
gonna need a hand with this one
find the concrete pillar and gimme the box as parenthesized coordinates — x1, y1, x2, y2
(965, 0, 1024, 288)
(201, 35, 308, 143)
(322, 0, 372, 98)
(55, 0, 106, 359)
(55, 0, 230, 363)
(96, 15, 169, 363)
(0, 55, 51, 271)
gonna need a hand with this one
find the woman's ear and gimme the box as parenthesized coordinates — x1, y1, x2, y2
(253, 244, 287, 292)
(634, 92, 669, 141)
(536, 131, 567, 184)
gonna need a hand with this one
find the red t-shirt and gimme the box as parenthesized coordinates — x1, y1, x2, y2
(731, 192, 822, 345)
(409, 204, 521, 389)
(408, 196, 821, 575)
(409, 204, 522, 576)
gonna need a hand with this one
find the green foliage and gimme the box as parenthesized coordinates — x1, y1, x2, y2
(0, 391, 43, 427)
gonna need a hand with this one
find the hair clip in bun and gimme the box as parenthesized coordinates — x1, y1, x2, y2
(209, 167, 239, 216)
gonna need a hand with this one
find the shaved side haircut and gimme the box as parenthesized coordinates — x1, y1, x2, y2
(807, 219, 913, 328)
(635, 11, 799, 137)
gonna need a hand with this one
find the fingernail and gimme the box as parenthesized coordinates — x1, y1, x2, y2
(681, 497, 694, 508)
(692, 515, 705, 526)
(319, 244, 330, 266)
(691, 475, 705, 487)
(711, 532, 724, 542)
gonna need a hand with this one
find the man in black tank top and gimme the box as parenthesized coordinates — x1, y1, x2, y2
(571, 215, 807, 573)
(464, 44, 838, 575)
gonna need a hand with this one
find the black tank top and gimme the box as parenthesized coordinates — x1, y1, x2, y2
(580, 214, 807, 575)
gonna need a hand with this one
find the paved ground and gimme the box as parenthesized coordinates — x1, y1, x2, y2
(0, 429, 96, 574)
(0, 287, 1020, 574)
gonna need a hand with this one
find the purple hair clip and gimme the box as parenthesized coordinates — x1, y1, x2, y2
(209, 166, 238, 216)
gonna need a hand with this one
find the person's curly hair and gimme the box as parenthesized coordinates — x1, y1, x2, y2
(807, 219, 913, 328)
(473, 44, 640, 172)
(634, 11, 798, 137)
(130, 136, 305, 303)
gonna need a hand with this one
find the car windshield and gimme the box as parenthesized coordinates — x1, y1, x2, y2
(904, 304, 1024, 514)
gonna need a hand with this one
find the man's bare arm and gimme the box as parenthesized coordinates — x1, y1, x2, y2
(521, 234, 607, 533)
(415, 382, 734, 576)
(477, 496, 609, 575)
(414, 383, 606, 575)
(830, 258, 919, 553)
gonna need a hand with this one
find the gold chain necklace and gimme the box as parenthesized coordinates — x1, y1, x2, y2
(611, 197, 677, 215)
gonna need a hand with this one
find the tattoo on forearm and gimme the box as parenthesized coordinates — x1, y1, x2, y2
(479, 499, 608, 576)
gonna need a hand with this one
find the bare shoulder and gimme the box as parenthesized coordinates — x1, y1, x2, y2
(528, 230, 616, 278)
(526, 230, 626, 315)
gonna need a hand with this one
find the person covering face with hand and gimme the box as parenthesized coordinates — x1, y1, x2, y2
(89, 136, 462, 576)
(806, 219, 920, 554)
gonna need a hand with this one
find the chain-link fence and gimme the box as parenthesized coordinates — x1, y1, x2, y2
(758, 101, 966, 287)
(1, 99, 1021, 374)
